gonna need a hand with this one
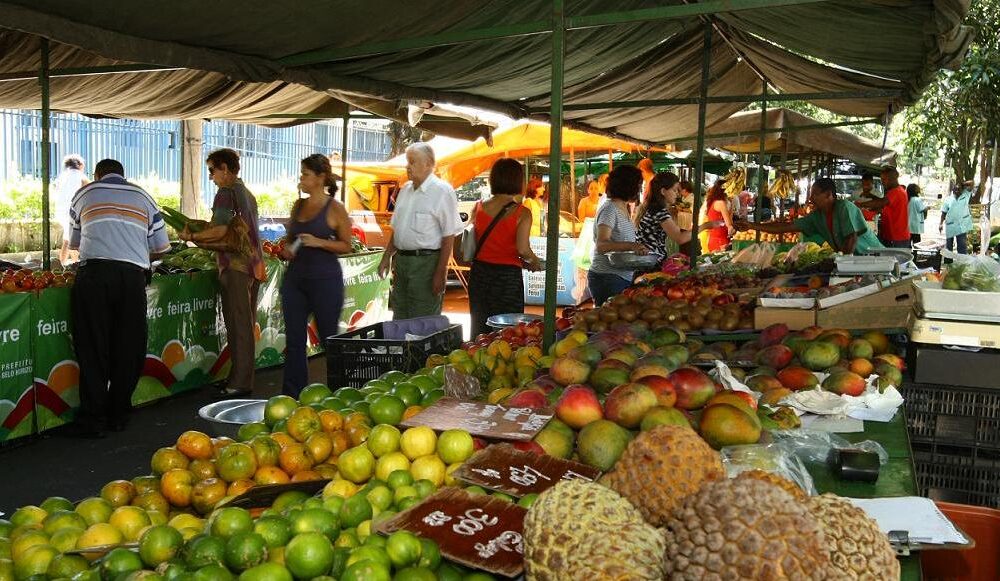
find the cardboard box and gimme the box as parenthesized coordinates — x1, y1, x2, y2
(754, 279, 914, 331)
(754, 306, 817, 330)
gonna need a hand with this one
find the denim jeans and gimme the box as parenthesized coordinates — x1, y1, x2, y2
(946, 233, 968, 254)
(587, 270, 632, 306)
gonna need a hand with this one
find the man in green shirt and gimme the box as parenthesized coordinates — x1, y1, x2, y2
(735, 178, 883, 254)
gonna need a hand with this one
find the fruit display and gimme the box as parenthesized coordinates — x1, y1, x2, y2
(156, 246, 217, 274)
(0, 268, 74, 293)
(732, 228, 799, 243)
(767, 169, 798, 199)
(262, 235, 369, 260)
(762, 275, 876, 301)
(941, 256, 1000, 292)
(807, 494, 901, 579)
(722, 165, 747, 198)
(571, 290, 755, 334)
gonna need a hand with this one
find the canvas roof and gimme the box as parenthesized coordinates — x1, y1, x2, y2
(0, 1, 973, 144)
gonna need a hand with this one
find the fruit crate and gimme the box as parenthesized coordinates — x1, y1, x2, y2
(911, 441, 1000, 509)
(902, 382, 1000, 450)
(325, 323, 462, 388)
(922, 501, 1000, 581)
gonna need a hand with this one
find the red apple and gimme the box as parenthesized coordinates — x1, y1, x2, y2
(507, 389, 548, 410)
(554, 385, 603, 429)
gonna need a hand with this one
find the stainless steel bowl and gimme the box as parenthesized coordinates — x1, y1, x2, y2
(486, 313, 543, 329)
(198, 399, 265, 438)
(605, 251, 659, 270)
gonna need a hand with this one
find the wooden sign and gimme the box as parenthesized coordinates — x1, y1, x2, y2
(375, 487, 526, 578)
(220, 479, 330, 509)
(456, 443, 602, 497)
(400, 397, 552, 441)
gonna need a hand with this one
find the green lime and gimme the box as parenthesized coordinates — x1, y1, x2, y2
(385, 530, 423, 568)
(413, 479, 436, 499)
(334, 388, 363, 404)
(321, 397, 347, 411)
(193, 563, 235, 580)
(341, 558, 390, 581)
(237, 561, 293, 581)
(346, 545, 391, 570)
(463, 573, 499, 581)
(183, 534, 226, 569)
(366, 425, 401, 458)
(237, 422, 269, 442)
(393, 485, 419, 506)
(421, 389, 445, 407)
(334, 530, 360, 549)
(369, 395, 406, 425)
(139, 524, 185, 567)
(224, 532, 268, 571)
(350, 401, 371, 416)
(408, 375, 439, 395)
(272, 491, 309, 513)
(390, 383, 423, 407)
(47, 553, 89, 577)
(436, 562, 464, 581)
(39, 497, 74, 513)
(100, 547, 143, 580)
(284, 532, 334, 579)
(363, 533, 385, 548)
(271, 419, 287, 433)
(299, 384, 334, 406)
(209, 507, 254, 540)
(396, 496, 421, 511)
(362, 380, 392, 392)
(379, 371, 408, 385)
(372, 509, 397, 530)
(160, 561, 190, 581)
(491, 492, 514, 503)
(339, 495, 373, 529)
(329, 547, 350, 578)
(301, 498, 324, 510)
(465, 486, 487, 495)
(365, 486, 393, 512)
(387, 470, 414, 490)
(394, 566, 438, 581)
(418, 538, 441, 569)
(321, 496, 345, 515)
(289, 508, 339, 539)
(364, 392, 383, 404)
(253, 516, 291, 549)
(429, 365, 446, 385)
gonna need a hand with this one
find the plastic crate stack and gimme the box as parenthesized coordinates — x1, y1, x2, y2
(325, 322, 462, 388)
(903, 382, 1000, 508)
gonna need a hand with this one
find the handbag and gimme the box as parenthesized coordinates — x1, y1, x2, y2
(196, 190, 253, 256)
(456, 201, 516, 264)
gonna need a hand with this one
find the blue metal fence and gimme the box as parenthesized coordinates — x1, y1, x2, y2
(0, 110, 392, 204)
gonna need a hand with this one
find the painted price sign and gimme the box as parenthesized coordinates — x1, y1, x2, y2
(455, 443, 602, 497)
(375, 488, 526, 578)
(400, 397, 552, 441)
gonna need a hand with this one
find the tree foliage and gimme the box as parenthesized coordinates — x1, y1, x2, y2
(900, 0, 1000, 190)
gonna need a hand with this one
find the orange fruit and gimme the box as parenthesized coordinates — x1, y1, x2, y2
(249, 435, 282, 467)
(329, 430, 351, 457)
(319, 410, 344, 433)
(402, 405, 424, 420)
(227, 479, 255, 497)
(101, 480, 136, 508)
(290, 470, 322, 483)
(344, 412, 370, 429)
(76, 523, 124, 561)
(160, 469, 196, 508)
(191, 478, 228, 515)
(131, 491, 169, 516)
(150, 447, 189, 475)
(109, 506, 151, 542)
(189, 459, 217, 481)
(279, 443, 315, 475)
(176, 431, 214, 460)
(314, 464, 338, 480)
(346, 424, 370, 447)
(305, 432, 333, 464)
(132, 475, 160, 496)
(286, 407, 322, 443)
(212, 437, 235, 457)
(216, 443, 258, 482)
(254, 466, 291, 485)
(271, 433, 295, 449)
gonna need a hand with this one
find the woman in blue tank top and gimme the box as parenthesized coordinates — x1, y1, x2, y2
(280, 154, 353, 396)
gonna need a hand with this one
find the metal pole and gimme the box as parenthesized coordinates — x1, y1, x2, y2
(543, 0, 565, 349)
(40, 39, 51, 270)
(691, 23, 712, 265)
(340, 113, 349, 205)
(755, 80, 767, 240)
(570, 147, 576, 220)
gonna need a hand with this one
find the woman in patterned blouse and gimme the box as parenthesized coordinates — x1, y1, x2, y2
(635, 171, 692, 260)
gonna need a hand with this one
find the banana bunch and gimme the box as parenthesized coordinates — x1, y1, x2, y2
(723, 166, 747, 198)
(767, 170, 797, 199)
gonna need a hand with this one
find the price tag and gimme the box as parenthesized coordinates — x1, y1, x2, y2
(400, 397, 552, 441)
(456, 443, 601, 497)
(375, 488, 526, 578)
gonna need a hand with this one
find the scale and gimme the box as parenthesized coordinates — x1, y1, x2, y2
(910, 310, 1000, 348)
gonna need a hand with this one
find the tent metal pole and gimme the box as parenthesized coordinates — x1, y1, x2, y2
(664, 118, 880, 145)
(340, 113, 349, 204)
(524, 90, 904, 113)
(0, 63, 179, 83)
(279, 0, 834, 65)
(691, 23, 712, 267)
(40, 39, 52, 271)
(755, 80, 767, 241)
(570, 147, 576, 228)
(543, 0, 565, 350)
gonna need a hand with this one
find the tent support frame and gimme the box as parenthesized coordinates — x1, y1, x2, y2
(690, 23, 713, 266)
(41, 40, 51, 270)
(543, 0, 566, 349)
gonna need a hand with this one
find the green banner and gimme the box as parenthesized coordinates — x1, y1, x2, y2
(31, 287, 78, 434)
(137, 271, 222, 405)
(0, 293, 35, 443)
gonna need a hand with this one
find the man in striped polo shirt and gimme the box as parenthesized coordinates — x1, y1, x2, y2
(66, 158, 170, 437)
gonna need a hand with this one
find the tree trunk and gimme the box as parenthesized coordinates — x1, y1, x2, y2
(180, 119, 204, 218)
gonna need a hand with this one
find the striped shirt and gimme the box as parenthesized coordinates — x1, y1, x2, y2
(69, 174, 170, 269)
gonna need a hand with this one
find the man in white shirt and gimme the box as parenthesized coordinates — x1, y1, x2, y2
(378, 143, 462, 319)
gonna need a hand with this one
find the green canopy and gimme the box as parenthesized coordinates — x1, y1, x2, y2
(0, 0, 973, 144)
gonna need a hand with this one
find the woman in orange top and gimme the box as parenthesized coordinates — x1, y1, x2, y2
(704, 179, 735, 252)
(577, 179, 602, 221)
(467, 160, 543, 338)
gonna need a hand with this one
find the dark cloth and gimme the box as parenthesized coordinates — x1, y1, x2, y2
(219, 268, 260, 392)
(946, 233, 969, 254)
(71, 261, 147, 431)
(281, 271, 344, 397)
(468, 260, 524, 339)
(883, 239, 911, 249)
(287, 197, 342, 279)
(910, 233, 922, 244)
(390, 251, 443, 320)
(588, 270, 632, 307)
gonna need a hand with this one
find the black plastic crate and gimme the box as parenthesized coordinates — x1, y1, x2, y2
(912, 441, 1000, 508)
(902, 382, 1000, 449)
(325, 323, 462, 388)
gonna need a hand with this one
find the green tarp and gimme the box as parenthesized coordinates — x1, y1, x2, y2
(0, 0, 973, 145)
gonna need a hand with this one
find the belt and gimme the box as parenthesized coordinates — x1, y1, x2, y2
(396, 249, 440, 256)
(80, 259, 146, 272)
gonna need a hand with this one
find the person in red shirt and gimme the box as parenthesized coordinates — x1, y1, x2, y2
(859, 166, 910, 247)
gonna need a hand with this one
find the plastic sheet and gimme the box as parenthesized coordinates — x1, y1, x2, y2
(720, 443, 817, 497)
(770, 429, 889, 465)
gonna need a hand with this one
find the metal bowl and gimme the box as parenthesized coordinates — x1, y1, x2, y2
(487, 313, 543, 329)
(605, 251, 659, 270)
(198, 399, 265, 438)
